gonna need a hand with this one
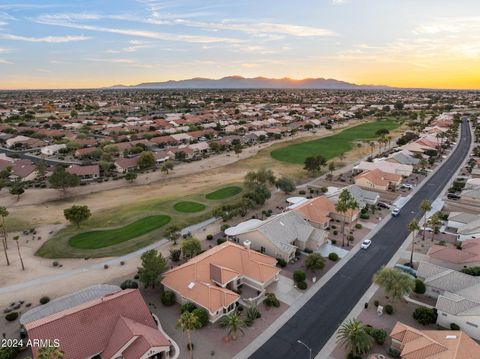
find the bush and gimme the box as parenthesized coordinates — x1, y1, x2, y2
(264, 293, 280, 308)
(276, 258, 287, 268)
(333, 230, 338, 235)
(293, 269, 306, 283)
(347, 235, 354, 242)
(450, 323, 460, 330)
(192, 308, 209, 328)
(374, 300, 379, 307)
(206, 234, 213, 240)
(0, 347, 20, 359)
(40, 296, 50, 305)
(413, 307, 438, 325)
(346, 353, 362, 359)
(5, 312, 18, 322)
(328, 252, 339, 261)
(355, 223, 362, 229)
(385, 304, 393, 315)
(120, 260, 125, 265)
(297, 281, 308, 290)
(169, 248, 181, 262)
(120, 279, 138, 290)
(246, 305, 261, 326)
(217, 237, 227, 245)
(414, 279, 426, 294)
(331, 239, 337, 245)
(387, 347, 401, 358)
(462, 266, 480, 276)
(220, 224, 230, 232)
(366, 327, 387, 345)
(360, 213, 370, 220)
(181, 302, 197, 313)
(52, 261, 59, 267)
(161, 291, 176, 306)
(104, 264, 109, 269)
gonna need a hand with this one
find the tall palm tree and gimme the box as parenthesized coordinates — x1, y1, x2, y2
(373, 267, 415, 301)
(0, 206, 10, 266)
(13, 236, 24, 270)
(346, 198, 359, 247)
(219, 311, 246, 340)
(420, 199, 432, 240)
(335, 189, 351, 247)
(369, 141, 375, 157)
(408, 219, 420, 267)
(38, 346, 64, 359)
(336, 319, 374, 357)
(177, 311, 199, 359)
(428, 213, 441, 242)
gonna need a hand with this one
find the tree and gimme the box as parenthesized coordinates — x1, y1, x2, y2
(428, 212, 442, 242)
(177, 311, 199, 358)
(373, 267, 415, 301)
(138, 151, 156, 169)
(0, 207, 10, 266)
(219, 311, 246, 340)
(49, 166, 80, 193)
(413, 307, 438, 325)
(244, 168, 276, 189)
(161, 161, 174, 174)
(375, 128, 390, 136)
(336, 319, 374, 357)
(328, 161, 336, 174)
(420, 199, 432, 240)
(408, 219, 420, 267)
(209, 141, 221, 153)
(125, 172, 137, 183)
(9, 181, 24, 200)
(165, 224, 181, 245)
(182, 238, 202, 259)
(137, 249, 167, 289)
(369, 141, 375, 156)
(63, 205, 91, 228)
(38, 345, 64, 359)
(233, 143, 242, 157)
(275, 176, 296, 194)
(305, 253, 325, 273)
(347, 197, 359, 245)
(304, 155, 327, 175)
(336, 189, 353, 247)
(36, 160, 47, 179)
(13, 236, 24, 271)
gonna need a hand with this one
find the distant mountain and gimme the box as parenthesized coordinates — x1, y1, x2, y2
(110, 76, 391, 90)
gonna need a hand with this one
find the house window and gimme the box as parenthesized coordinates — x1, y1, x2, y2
(442, 313, 447, 317)
(466, 322, 478, 328)
(260, 246, 266, 253)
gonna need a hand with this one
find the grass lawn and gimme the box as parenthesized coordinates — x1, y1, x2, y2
(205, 186, 242, 200)
(271, 119, 402, 164)
(68, 215, 171, 249)
(173, 201, 207, 213)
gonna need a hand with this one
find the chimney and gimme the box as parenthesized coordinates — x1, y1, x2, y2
(243, 240, 251, 250)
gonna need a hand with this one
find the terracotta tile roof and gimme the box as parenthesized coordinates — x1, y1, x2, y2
(66, 164, 99, 177)
(162, 242, 279, 313)
(25, 289, 170, 359)
(293, 196, 358, 225)
(354, 168, 402, 187)
(390, 321, 480, 359)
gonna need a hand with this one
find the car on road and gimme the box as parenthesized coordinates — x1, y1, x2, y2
(401, 183, 413, 189)
(391, 207, 400, 216)
(360, 239, 372, 249)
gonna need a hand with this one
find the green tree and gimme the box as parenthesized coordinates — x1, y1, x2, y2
(244, 168, 276, 189)
(209, 141, 221, 153)
(138, 151, 156, 169)
(234, 143, 242, 157)
(161, 161, 174, 174)
(335, 189, 353, 247)
(13, 236, 24, 271)
(63, 205, 91, 228)
(219, 311, 246, 340)
(137, 249, 167, 289)
(9, 181, 24, 200)
(165, 224, 181, 245)
(0, 207, 10, 266)
(48, 166, 80, 193)
(428, 212, 442, 242)
(177, 311, 199, 358)
(38, 345, 64, 359)
(304, 155, 327, 175)
(182, 238, 202, 259)
(336, 319, 374, 357)
(305, 253, 325, 273)
(420, 199, 432, 240)
(328, 161, 336, 174)
(35, 160, 47, 179)
(373, 267, 415, 301)
(275, 176, 296, 194)
(125, 172, 137, 183)
(408, 219, 420, 267)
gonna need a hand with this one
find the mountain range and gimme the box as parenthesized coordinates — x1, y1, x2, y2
(110, 76, 391, 90)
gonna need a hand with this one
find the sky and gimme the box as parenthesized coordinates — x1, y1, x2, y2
(0, 0, 480, 89)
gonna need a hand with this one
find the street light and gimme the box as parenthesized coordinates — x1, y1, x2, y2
(297, 339, 312, 359)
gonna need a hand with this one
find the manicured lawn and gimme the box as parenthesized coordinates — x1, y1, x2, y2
(205, 186, 242, 200)
(173, 201, 207, 213)
(271, 119, 401, 164)
(68, 215, 171, 249)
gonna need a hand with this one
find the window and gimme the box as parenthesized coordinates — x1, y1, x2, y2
(260, 246, 266, 253)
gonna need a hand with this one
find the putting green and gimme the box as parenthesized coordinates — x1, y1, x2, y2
(205, 186, 242, 200)
(174, 201, 207, 213)
(68, 215, 171, 249)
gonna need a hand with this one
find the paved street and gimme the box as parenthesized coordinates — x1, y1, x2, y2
(250, 118, 472, 359)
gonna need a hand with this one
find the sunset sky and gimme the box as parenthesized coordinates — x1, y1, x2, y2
(1, 0, 480, 89)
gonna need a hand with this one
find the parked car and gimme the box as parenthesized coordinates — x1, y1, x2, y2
(378, 202, 391, 209)
(401, 183, 413, 189)
(394, 264, 417, 277)
(447, 193, 461, 200)
(391, 207, 400, 216)
(361, 239, 372, 249)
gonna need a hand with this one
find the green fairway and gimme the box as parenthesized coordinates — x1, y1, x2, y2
(271, 119, 401, 164)
(205, 186, 242, 200)
(68, 215, 171, 249)
(173, 201, 207, 213)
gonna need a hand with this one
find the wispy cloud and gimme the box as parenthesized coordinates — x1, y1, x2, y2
(332, 0, 350, 5)
(86, 57, 137, 64)
(0, 58, 13, 64)
(0, 33, 91, 43)
(107, 39, 152, 53)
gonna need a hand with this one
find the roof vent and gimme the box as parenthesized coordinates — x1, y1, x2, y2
(280, 221, 285, 226)
(243, 240, 251, 250)
(187, 282, 195, 289)
(446, 335, 457, 340)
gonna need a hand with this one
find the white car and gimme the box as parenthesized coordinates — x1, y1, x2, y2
(361, 239, 372, 249)
(391, 207, 401, 217)
(401, 183, 413, 189)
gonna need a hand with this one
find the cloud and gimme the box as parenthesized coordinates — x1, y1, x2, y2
(86, 57, 137, 64)
(0, 58, 13, 64)
(107, 39, 152, 53)
(0, 33, 91, 43)
(332, 0, 350, 5)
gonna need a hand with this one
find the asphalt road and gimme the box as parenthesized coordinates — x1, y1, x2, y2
(250, 118, 472, 359)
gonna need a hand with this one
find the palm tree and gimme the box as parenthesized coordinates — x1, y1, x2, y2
(346, 198, 359, 247)
(0, 206, 10, 266)
(219, 311, 246, 340)
(13, 236, 24, 270)
(386, 135, 392, 149)
(420, 199, 432, 240)
(38, 346, 64, 359)
(373, 267, 415, 301)
(408, 219, 420, 267)
(336, 319, 374, 357)
(335, 189, 351, 247)
(428, 213, 442, 242)
(177, 311, 199, 359)
(369, 141, 375, 157)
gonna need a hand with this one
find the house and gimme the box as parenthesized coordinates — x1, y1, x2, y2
(427, 239, 480, 270)
(66, 164, 100, 181)
(334, 185, 379, 208)
(161, 242, 280, 323)
(354, 168, 402, 191)
(447, 212, 480, 241)
(22, 285, 177, 359)
(390, 321, 480, 359)
(353, 160, 413, 177)
(387, 150, 420, 166)
(417, 261, 480, 339)
(10, 159, 37, 182)
(40, 144, 67, 156)
(225, 211, 327, 261)
(114, 156, 139, 173)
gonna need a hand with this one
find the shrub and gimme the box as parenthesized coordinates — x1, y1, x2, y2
(52, 261, 59, 267)
(414, 279, 426, 294)
(293, 269, 306, 283)
(367, 327, 387, 345)
(104, 264, 109, 269)
(5, 312, 18, 322)
(387, 347, 401, 358)
(355, 223, 362, 229)
(161, 291, 176, 306)
(413, 307, 438, 325)
(39, 296, 50, 305)
(462, 266, 480, 276)
(192, 308, 209, 328)
(206, 234, 213, 240)
(331, 239, 337, 245)
(299, 190, 306, 195)
(374, 300, 379, 307)
(331, 225, 337, 229)
(0, 347, 20, 359)
(169, 248, 181, 262)
(246, 305, 261, 326)
(360, 213, 370, 220)
(333, 230, 338, 235)
(328, 252, 339, 261)
(217, 237, 227, 245)
(181, 302, 197, 313)
(450, 323, 460, 330)
(347, 235, 354, 242)
(220, 224, 230, 232)
(385, 304, 393, 315)
(304, 248, 313, 254)
(297, 281, 307, 290)
(120, 260, 125, 265)
(346, 353, 362, 359)
(276, 258, 287, 268)
(120, 279, 138, 290)
(264, 293, 280, 308)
